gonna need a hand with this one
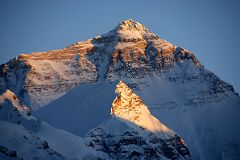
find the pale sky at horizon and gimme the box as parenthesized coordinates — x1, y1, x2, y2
(0, 0, 240, 92)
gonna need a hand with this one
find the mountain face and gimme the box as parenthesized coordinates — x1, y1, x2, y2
(85, 81, 191, 159)
(0, 90, 40, 130)
(0, 19, 240, 159)
(0, 83, 191, 160)
(111, 81, 176, 136)
(0, 90, 104, 160)
(0, 90, 65, 159)
(1, 19, 235, 110)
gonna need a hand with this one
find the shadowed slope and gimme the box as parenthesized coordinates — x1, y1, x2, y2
(85, 81, 191, 159)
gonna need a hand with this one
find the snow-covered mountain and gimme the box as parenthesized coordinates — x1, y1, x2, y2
(0, 90, 63, 159)
(0, 90, 101, 159)
(85, 81, 190, 159)
(0, 19, 236, 109)
(0, 19, 239, 159)
(0, 83, 191, 159)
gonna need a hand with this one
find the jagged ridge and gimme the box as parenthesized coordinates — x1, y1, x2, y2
(85, 81, 191, 159)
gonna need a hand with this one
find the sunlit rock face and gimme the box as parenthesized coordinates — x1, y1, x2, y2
(85, 81, 191, 160)
(0, 40, 98, 110)
(105, 19, 202, 80)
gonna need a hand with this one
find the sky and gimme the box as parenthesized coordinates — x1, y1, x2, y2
(0, 0, 239, 92)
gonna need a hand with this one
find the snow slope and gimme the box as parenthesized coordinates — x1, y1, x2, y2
(34, 81, 117, 137)
(37, 122, 100, 160)
(85, 81, 191, 159)
(0, 82, 191, 160)
(0, 120, 64, 160)
(34, 60, 240, 160)
(0, 90, 100, 160)
(130, 75, 240, 160)
(0, 90, 41, 132)
(85, 117, 191, 160)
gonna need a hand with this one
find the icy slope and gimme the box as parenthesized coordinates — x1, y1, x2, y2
(0, 90, 100, 160)
(0, 90, 41, 131)
(85, 81, 191, 159)
(0, 90, 64, 159)
(128, 73, 240, 160)
(37, 122, 101, 160)
(34, 81, 117, 136)
(0, 121, 65, 160)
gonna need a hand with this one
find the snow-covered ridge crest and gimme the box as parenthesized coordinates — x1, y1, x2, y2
(0, 90, 30, 116)
(0, 90, 101, 159)
(113, 19, 148, 39)
(111, 81, 175, 137)
(0, 90, 40, 132)
(116, 19, 148, 33)
(103, 19, 158, 41)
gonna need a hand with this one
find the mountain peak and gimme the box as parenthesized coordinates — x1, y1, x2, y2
(104, 19, 150, 40)
(116, 19, 148, 33)
(111, 81, 175, 137)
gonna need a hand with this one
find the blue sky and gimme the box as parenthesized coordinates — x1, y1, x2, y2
(0, 0, 239, 92)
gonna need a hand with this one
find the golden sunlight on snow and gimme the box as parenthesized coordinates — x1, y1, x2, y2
(111, 81, 175, 135)
(18, 40, 94, 61)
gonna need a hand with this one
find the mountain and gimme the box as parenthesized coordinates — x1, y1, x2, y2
(0, 90, 100, 160)
(0, 90, 63, 159)
(0, 19, 240, 159)
(0, 82, 191, 159)
(85, 81, 191, 159)
(0, 19, 209, 110)
(0, 19, 236, 109)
